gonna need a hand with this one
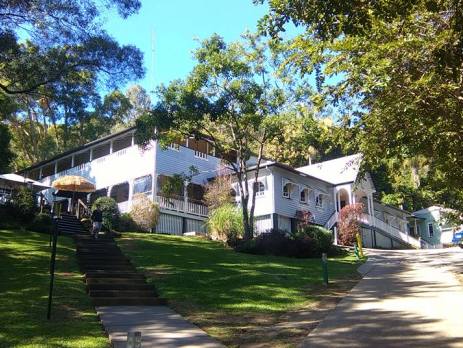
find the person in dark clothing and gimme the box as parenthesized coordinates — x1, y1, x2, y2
(91, 208, 103, 239)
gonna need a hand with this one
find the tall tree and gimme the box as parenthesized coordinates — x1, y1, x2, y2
(1, 1, 145, 170)
(0, 0, 144, 96)
(257, 0, 463, 209)
(136, 34, 310, 239)
(0, 123, 14, 173)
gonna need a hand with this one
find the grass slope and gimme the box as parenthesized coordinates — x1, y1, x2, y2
(0, 229, 108, 348)
(119, 233, 361, 346)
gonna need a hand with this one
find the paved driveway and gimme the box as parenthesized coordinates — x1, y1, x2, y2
(302, 248, 463, 348)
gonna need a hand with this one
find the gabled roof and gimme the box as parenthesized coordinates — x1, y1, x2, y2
(297, 154, 362, 185)
(412, 205, 453, 216)
(245, 160, 333, 186)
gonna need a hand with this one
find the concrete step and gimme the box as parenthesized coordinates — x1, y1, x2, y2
(86, 271, 145, 279)
(78, 255, 130, 262)
(81, 265, 136, 272)
(80, 262, 132, 269)
(92, 297, 167, 306)
(86, 277, 148, 285)
(89, 290, 157, 297)
(87, 283, 154, 291)
(76, 244, 120, 250)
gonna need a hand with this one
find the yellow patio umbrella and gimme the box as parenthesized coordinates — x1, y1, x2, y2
(52, 175, 96, 193)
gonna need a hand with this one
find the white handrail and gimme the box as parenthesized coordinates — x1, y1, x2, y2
(360, 213, 421, 248)
(324, 212, 338, 229)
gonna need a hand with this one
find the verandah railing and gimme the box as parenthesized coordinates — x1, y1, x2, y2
(154, 195, 208, 217)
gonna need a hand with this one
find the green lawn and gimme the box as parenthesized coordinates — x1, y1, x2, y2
(119, 233, 361, 346)
(0, 229, 108, 348)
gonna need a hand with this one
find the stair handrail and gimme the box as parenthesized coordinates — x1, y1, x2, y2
(77, 199, 91, 220)
(324, 211, 338, 229)
(361, 213, 421, 248)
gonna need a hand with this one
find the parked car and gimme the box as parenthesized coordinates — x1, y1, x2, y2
(451, 231, 463, 248)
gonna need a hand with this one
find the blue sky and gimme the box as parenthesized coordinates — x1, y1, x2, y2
(104, 0, 273, 94)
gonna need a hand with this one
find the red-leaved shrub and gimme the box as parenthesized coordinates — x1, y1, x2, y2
(338, 203, 364, 246)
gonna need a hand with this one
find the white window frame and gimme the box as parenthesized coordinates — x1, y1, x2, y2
(300, 188, 309, 204)
(315, 194, 323, 209)
(428, 223, 434, 237)
(254, 181, 265, 197)
(283, 183, 292, 199)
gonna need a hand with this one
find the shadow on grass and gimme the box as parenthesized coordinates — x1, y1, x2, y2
(0, 229, 107, 348)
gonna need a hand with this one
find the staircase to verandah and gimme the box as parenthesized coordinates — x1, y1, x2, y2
(325, 212, 422, 249)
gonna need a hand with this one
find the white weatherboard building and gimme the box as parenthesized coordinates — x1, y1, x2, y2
(20, 128, 434, 249)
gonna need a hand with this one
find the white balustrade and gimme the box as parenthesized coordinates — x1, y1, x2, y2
(360, 213, 421, 249)
(154, 195, 208, 217)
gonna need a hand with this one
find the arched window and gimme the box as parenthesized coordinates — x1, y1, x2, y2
(253, 181, 265, 196)
(300, 188, 309, 203)
(283, 182, 292, 198)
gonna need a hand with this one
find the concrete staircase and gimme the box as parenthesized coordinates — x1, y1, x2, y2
(74, 234, 166, 306)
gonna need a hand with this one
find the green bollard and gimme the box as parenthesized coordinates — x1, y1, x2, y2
(322, 253, 328, 286)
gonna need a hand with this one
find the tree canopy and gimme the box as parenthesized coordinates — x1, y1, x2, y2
(0, 1, 148, 171)
(257, 0, 463, 210)
(136, 33, 312, 239)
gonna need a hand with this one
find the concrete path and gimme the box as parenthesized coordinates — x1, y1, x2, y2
(96, 306, 225, 348)
(302, 248, 463, 348)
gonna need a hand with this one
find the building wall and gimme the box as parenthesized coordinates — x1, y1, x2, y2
(271, 167, 335, 226)
(415, 209, 442, 246)
(40, 143, 156, 205)
(156, 144, 221, 186)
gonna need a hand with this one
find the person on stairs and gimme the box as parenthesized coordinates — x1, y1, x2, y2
(91, 207, 103, 239)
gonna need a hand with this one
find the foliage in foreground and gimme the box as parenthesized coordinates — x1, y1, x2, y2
(207, 203, 244, 244)
(0, 229, 107, 347)
(129, 193, 160, 232)
(259, 0, 463, 211)
(338, 204, 364, 246)
(236, 226, 337, 258)
(135, 33, 314, 240)
(92, 197, 119, 230)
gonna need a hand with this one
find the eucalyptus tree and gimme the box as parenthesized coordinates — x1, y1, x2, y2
(136, 33, 312, 239)
(0, 0, 144, 96)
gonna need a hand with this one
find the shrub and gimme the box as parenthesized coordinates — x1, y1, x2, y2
(237, 225, 334, 258)
(29, 213, 53, 234)
(204, 174, 234, 210)
(129, 194, 160, 232)
(338, 203, 364, 246)
(208, 203, 243, 245)
(118, 213, 140, 232)
(12, 187, 36, 223)
(298, 225, 333, 254)
(236, 229, 316, 258)
(92, 197, 119, 230)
